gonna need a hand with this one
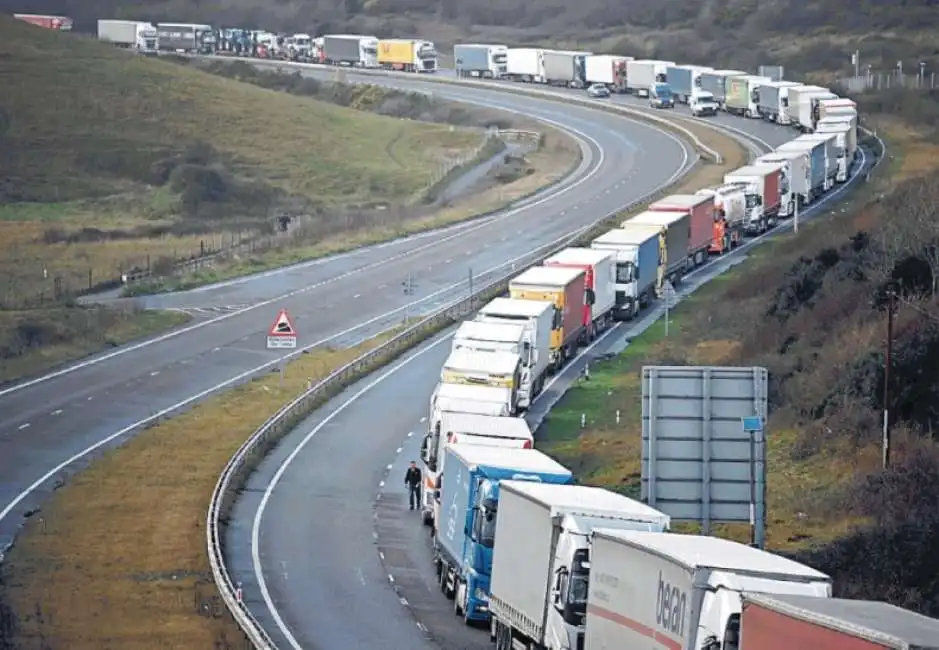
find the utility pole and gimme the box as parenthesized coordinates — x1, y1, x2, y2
(882, 288, 895, 469)
(468, 268, 474, 308)
(852, 49, 860, 79)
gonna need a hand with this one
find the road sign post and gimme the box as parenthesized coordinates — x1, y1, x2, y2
(742, 416, 767, 549)
(266, 308, 298, 350)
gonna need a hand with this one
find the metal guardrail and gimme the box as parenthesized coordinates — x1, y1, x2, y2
(206, 101, 707, 647)
(201, 55, 723, 165)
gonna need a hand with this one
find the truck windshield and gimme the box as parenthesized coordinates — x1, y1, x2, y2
(567, 548, 590, 614)
(493, 53, 507, 64)
(745, 194, 760, 209)
(615, 262, 634, 284)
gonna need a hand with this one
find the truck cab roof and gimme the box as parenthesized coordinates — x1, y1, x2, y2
(594, 530, 830, 581)
(455, 320, 525, 342)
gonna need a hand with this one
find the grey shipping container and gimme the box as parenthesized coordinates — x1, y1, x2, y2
(454, 44, 489, 73)
(666, 66, 694, 99)
(757, 84, 782, 117)
(543, 51, 577, 83)
(323, 35, 360, 63)
(758, 64, 785, 81)
(700, 70, 743, 103)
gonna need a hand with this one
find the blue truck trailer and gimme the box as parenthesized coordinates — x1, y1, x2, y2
(434, 444, 573, 623)
(776, 138, 828, 202)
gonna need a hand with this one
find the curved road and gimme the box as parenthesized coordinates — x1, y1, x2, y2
(236, 134, 875, 650)
(0, 78, 696, 552)
(219, 65, 821, 649)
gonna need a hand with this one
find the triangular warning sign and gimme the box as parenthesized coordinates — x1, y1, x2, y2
(268, 309, 297, 336)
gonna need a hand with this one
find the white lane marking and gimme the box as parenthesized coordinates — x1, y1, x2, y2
(150, 371, 159, 377)
(51, 410, 62, 416)
(353, 294, 361, 299)
(252, 334, 455, 649)
(0, 110, 605, 399)
(18, 423, 29, 430)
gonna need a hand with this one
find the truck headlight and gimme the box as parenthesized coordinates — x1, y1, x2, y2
(474, 588, 489, 602)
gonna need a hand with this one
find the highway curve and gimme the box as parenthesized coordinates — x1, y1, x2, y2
(0, 81, 695, 554)
(234, 125, 874, 650)
(216, 69, 814, 649)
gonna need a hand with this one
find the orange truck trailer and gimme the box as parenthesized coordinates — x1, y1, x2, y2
(13, 13, 73, 30)
(741, 593, 939, 650)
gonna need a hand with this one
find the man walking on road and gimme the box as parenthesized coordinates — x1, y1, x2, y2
(404, 461, 422, 511)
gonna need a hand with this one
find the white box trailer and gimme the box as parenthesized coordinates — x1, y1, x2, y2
(584, 530, 832, 650)
(490, 482, 670, 650)
(790, 85, 837, 131)
(627, 59, 673, 96)
(755, 150, 808, 216)
(505, 48, 545, 82)
(475, 297, 553, 406)
(442, 348, 522, 413)
(590, 226, 662, 320)
(584, 54, 631, 91)
(430, 382, 513, 418)
(815, 119, 857, 182)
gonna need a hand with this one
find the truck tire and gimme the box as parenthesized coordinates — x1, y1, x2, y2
(421, 510, 432, 526)
(454, 581, 465, 616)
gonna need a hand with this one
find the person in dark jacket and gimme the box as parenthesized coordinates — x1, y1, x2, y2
(404, 461, 422, 511)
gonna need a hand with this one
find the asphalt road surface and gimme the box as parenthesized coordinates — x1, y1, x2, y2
(232, 137, 875, 650)
(0, 78, 712, 554)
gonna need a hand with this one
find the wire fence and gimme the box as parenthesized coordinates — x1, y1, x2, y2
(0, 129, 539, 310)
(839, 72, 938, 94)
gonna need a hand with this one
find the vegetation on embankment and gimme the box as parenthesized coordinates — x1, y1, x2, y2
(539, 89, 939, 616)
(0, 15, 580, 384)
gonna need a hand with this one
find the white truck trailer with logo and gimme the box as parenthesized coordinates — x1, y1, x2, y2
(590, 226, 662, 320)
(489, 482, 671, 650)
(419, 412, 533, 526)
(475, 298, 552, 406)
(583, 530, 832, 650)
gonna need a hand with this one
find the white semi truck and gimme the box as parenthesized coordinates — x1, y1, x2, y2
(489, 482, 670, 650)
(98, 19, 158, 53)
(475, 297, 553, 405)
(451, 321, 535, 411)
(419, 412, 532, 526)
(441, 348, 523, 414)
(583, 530, 832, 650)
(590, 226, 663, 320)
(626, 59, 673, 97)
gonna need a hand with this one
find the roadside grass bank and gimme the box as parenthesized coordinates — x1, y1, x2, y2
(0, 333, 397, 649)
(538, 100, 939, 613)
(0, 307, 191, 386)
(0, 108, 747, 645)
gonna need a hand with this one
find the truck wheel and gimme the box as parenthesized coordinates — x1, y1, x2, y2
(421, 510, 432, 526)
(453, 582, 465, 616)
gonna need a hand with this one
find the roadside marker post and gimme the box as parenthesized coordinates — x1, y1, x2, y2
(266, 308, 298, 350)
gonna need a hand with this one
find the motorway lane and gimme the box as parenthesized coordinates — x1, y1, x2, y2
(234, 141, 875, 648)
(0, 84, 697, 551)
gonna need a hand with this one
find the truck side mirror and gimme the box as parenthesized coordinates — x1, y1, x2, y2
(434, 490, 440, 500)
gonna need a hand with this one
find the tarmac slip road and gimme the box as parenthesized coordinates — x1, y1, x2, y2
(231, 142, 873, 650)
(0, 85, 699, 552)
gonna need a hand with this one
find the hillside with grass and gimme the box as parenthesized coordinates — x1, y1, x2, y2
(13, 0, 939, 79)
(0, 14, 489, 382)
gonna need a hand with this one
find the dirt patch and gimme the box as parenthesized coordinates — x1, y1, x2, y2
(0, 334, 392, 649)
